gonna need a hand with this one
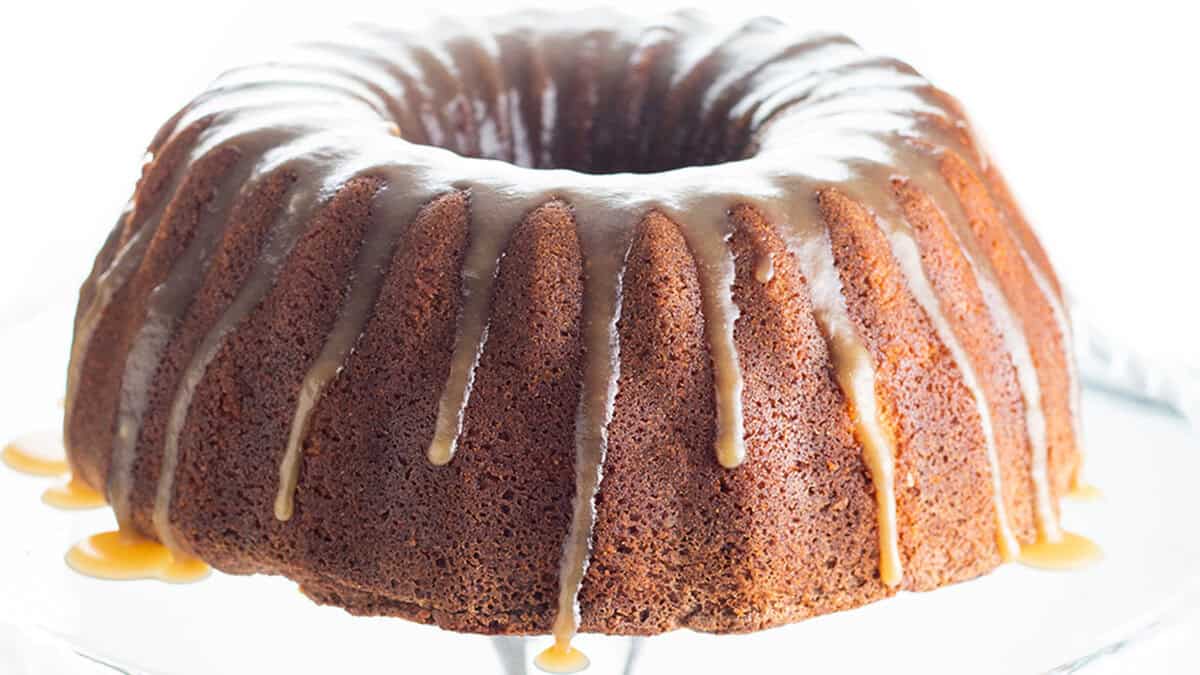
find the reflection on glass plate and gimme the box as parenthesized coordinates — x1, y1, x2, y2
(1, 304, 1197, 674)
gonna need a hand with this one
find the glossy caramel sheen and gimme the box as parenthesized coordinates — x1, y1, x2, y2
(43, 477, 107, 510)
(66, 530, 209, 583)
(1066, 482, 1104, 502)
(534, 640, 591, 674)
(3, 432, 70, 477)
(1019, 532, 1103, 571)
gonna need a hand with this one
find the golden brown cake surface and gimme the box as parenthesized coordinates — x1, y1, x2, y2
(64, 10, 1082, 640)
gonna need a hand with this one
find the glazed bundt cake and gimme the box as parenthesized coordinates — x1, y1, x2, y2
(64, 8, 1084, 651)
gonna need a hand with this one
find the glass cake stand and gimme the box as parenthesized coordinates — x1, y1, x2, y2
(1, 301, 1197, 675)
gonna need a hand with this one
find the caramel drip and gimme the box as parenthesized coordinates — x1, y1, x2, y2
(276, 186, 420, 520)
(65, 205, 153, 426)
(66, 530, 209, 583)
(1066, 483, 1103, 502)
(1024, 250, 1086, 487)
(153, 164, 329, 549)
(65, 211, 147, 420)
(785, 217, 903, 587)
(534, 639, 591, 674)
(907, 131, 1085, 554)
(43, 477, 107, 510)
(975, 281, 1070, 546)
(886, 231, 1019, 558)
(425, 198, 515, 466)
(149, 105, 403, 546)
(1018, 531, 1102, 570)
(108, 156, 259, 530)
(4, 432, 106, 509)
(76, 204, 135, 328)
(544, 205, 634, 663)
(65, 122, 220, 438)
(2, 431, 69, 477)
(910, 162, 1066, 546)
(978, 175, 1087, 489)
(851, 157, 1019, 561)
(667, 206, 745, 468)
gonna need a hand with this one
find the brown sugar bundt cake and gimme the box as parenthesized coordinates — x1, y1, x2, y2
(63, 7, 1086, 658)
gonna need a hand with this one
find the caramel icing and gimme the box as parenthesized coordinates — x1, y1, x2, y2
(913, 174, 1065, 546)
(277, 187, 421, 519)
(424, 193, 516, 467)
(866, 172, 1019, 562)
(43, 477, 107, 510)
(1019, 531, 1102, 571)
(152, 132, 363, 549)
(534, 638, 591, 674)
(2, 431, 70, 477)
(982, 178, 1087, 491)
(4, 432, 106, 509)
(1027, 254, 1087, 488)
(981, 278, 1061, 543)
(546, 194, 633, 656)
(66, 208, 141, 430)
(1066, 482, 1103, 502)
(59, 10, 1091, 646)
(666, 202, 745, 469)
(108, 157, 262, 530)
(66, 530, 210, 583)
(787, 221, 903, 586)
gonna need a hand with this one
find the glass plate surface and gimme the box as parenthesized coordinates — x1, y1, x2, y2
(1, 302, 1197, 674)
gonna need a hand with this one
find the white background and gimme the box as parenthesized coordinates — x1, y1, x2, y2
(0, 1, 1197, 672)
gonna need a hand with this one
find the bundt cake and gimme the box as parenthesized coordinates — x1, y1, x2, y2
(63, 7, 1086, 657)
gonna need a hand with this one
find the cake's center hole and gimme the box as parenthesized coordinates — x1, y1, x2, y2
(386, 46, 757, 174)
